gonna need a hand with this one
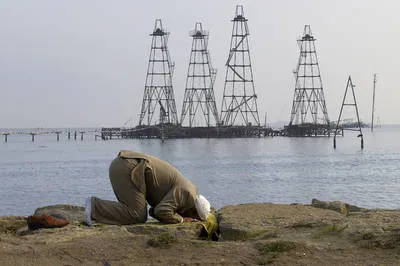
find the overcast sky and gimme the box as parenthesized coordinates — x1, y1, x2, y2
(1, 0, 399, 128)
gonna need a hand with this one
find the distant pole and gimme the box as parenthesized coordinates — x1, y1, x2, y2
(371, 74, 377, 132)
(264, 112, 267, 127)
(361, 136, 364, 149)
(74, 131, 77, 140)
(30, 133, 35, 142)
(56, 131, 61, 141)
(68, 131, 71, 140)
(80, 131, 85, 141)
(4, 133, 9, 142)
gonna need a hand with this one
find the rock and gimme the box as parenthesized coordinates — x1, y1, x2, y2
(31, 204, 203, 240)
(345, 210, 400, 249)
(311, 199, 350, 215)
(33, 204, 203, 238)
(34, 204, 85, 224)
(0, 216, 27, 234)
(347, 203, 367, 212)
(125, 220, 202, 239)
(218, 203, 344, 241)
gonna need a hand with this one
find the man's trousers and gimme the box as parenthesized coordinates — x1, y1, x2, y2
(91, 156, 148, 224)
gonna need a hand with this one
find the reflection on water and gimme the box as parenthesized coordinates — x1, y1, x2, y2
(0, 127, 399, 215)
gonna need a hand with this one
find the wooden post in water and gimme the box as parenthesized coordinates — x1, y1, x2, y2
(55, 131, 61, 141)
(68, 131, 71, 140)
(80, 131, 85, 141)
(361, 135, 364, 149)
(3, 133, 9, 142)
(74, 131, 77, 140)
(30, 133, 36, 142)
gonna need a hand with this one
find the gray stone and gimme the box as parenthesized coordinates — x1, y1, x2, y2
(311, 198, 350, 215)
(31, 204, 202, 239)
(34, 204, 85, 224)
(218, 203, 344, 241)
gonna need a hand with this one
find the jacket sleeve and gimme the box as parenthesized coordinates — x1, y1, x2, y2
(153, 187, 190, 224)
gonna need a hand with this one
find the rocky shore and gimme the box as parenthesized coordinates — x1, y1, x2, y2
(1, 200, 399, 265)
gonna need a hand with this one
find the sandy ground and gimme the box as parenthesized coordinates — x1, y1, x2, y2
(1, 201, 399, 265)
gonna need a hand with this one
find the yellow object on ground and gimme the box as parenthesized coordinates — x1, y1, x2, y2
(200, 214, 220, 241)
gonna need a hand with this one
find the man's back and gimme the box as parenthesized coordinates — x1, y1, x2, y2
(145, 154, 198, 208)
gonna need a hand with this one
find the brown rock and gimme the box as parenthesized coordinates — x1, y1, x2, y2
(34, 204, 85, 224)
(311, 198, 351, 215)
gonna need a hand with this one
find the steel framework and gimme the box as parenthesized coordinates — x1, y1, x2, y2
(334, 76, 364, 149)
(220, 5, 260, 126)
(289, 25, 329, 127)
(139, 19, 178, 126)
(180, 22, 219, 127)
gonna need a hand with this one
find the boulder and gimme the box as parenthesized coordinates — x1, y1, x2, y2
(311, 199, 368, 215)
(31, 204, 202, 239)
(34, 204, 85, 224)
(0, 216, 27, 234)
(217, 203, 344, 241)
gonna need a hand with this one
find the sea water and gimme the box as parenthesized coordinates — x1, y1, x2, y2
(0, 126, 399, 216)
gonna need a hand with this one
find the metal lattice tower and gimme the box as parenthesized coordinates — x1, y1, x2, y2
(334, 76, 364, 149)
(220, 5, 260, 126)
(139, 19, 178, 126)
(180, 22, 219, 127)
(289, 25, 329, 126)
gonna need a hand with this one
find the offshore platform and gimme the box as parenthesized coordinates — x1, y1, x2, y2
(283, 25, 334, 137)
(103, 5, 274, 140)
(101, 8, 337, 140)
(180, 22, 219, 128)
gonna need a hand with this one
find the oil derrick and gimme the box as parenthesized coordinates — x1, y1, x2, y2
(334, 76, 364, 149)
(220, 5, 260, 126)
(288, 25, 330, 136)
(180, 22, 219, 127)
(139, 19, 178, 126)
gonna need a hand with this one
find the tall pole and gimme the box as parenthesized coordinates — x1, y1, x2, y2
(371, 73, 377, 132)
(264, 112, 267, 127)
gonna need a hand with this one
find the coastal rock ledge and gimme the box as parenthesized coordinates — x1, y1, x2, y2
(1, 201, 399, 265)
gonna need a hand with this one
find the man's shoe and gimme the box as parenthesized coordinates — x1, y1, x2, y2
(27, 213, 69, 230)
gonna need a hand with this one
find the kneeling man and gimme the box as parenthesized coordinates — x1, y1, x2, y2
(85, 150, 211, 225)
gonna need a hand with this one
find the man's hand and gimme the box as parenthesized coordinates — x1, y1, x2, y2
(183, 217, 198, 222)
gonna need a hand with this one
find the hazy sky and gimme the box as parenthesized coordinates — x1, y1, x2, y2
(1, 0, 399, 128)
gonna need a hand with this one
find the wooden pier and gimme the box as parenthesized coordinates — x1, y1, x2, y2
(1, 124, 347, 143)
(100, 124, 282, 140)
(1, 129, 99, 142)
(100, 123, 346, 140)
(282, 123, 339, 137)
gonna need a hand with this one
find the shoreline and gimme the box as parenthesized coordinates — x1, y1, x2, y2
(1, 200, 400, 265)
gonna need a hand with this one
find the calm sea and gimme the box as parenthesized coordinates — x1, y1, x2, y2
(0, 126, 399, 216)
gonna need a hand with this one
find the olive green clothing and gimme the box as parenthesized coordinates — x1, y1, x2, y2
(91, 150, 198, 224)
(91, 156, 146, 225)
